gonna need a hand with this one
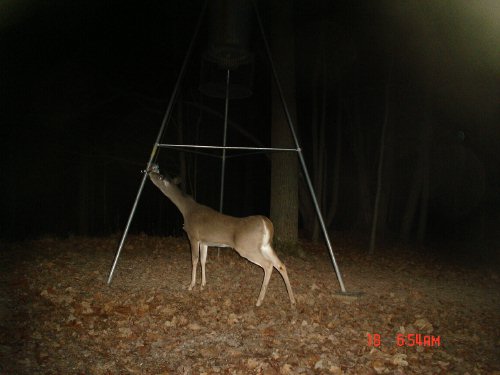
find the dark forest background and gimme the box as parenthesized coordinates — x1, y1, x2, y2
(1, 0, 499, 259)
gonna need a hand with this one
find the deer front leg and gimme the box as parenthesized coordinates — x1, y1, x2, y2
(188, 240, 200, 291)
(256, 264, 273, 307)
(200, 243, 208, 290)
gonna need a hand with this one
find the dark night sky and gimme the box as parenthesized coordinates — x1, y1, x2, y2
(1, 0, 499, 248)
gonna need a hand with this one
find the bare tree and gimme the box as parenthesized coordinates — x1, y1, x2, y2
(269, 0, 299, 252)
(401, 112, 433, 243)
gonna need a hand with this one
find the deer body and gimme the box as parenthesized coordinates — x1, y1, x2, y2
(148, 168, 295, 307)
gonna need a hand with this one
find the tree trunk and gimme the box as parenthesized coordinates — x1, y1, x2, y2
(401, 114, 432, 243)
(177, 101, 187, 194)
(369, 81, 392, 254)
(327, 86, 343, 225)
(310, 61, 322, 241)
(417, 119, 432, 243)
(269, 0, 299, 252)
(352, 103, 373, 229)
(311, 52, 329, 242)
(375, 112, 394, 241)
(78, 139, 91, 235)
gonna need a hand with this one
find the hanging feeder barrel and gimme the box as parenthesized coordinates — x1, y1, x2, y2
(199, 0, 254, 99)
(199, 58, 254, 99)
(204, 0, 253, 67)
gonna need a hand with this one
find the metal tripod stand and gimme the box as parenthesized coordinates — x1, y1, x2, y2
(107, 0, 350, 296)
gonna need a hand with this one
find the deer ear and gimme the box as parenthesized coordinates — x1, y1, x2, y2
(172, 177, 182, 185)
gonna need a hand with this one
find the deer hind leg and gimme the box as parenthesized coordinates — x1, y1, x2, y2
(275, 260, 296, 305)
(256, 263, 273, 307)
(200, 243, 208, 290)
(265, 248, 296, 305)
(188, 240, 200, 291)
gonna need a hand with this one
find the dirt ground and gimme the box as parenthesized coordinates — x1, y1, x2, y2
(1, 234, 499, 374)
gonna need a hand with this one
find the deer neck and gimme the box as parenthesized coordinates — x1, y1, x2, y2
(163, 184, 195, 219)
(149, 172, 195, 219)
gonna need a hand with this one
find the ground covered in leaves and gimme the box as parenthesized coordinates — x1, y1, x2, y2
(1, 234, 499, 374)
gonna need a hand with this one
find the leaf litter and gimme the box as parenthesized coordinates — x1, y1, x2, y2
(0, 234, 499, 374)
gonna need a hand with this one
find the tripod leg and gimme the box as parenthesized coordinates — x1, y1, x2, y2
(107, 171, 148, 284)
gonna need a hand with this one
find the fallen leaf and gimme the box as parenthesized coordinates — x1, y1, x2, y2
(188, 323, 202, 331)
(391, 353, 408, 366)
(372, 359, 386, 374)
(414, 318, 433, 333)
(246, 358, 260, 370)
(118, 327, 133, 338)
(280, 364, 294, 374)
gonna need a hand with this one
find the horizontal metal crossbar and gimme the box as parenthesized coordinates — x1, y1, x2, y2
(157, 143, 300, 152)
(167, 149, 280, 159)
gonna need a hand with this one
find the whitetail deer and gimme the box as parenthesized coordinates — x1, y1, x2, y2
(147, 164, 295, 307)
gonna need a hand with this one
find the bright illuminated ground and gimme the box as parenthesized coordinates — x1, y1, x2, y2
(1, 235, 498, 373)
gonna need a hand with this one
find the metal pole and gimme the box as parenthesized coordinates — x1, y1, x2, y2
(107, 0, 208, 285)
(219, 69, 230, 212)
(107, 173, 148, 284)
(252, 0, 346, 292)
(158, 144, 297, 152)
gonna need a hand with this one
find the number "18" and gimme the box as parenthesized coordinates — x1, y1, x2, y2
(367, 333, 381, 347)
